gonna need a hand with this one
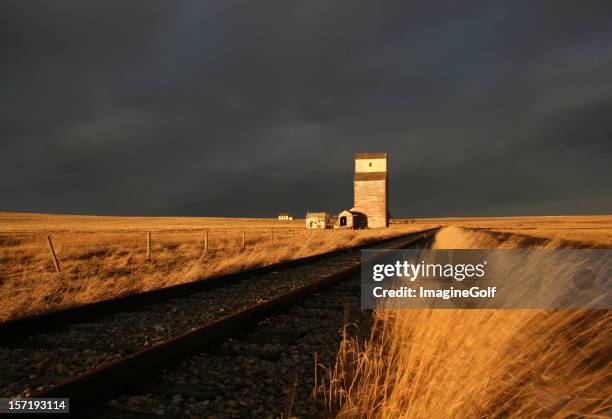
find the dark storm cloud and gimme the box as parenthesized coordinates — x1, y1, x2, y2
(1, 0, 611, 217)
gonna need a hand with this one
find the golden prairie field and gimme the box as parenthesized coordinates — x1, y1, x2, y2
(323, 223, 612, 418)
(1, 212, 610, 416)
(0, 212, 436, 322)
(403, 214, 612, 247)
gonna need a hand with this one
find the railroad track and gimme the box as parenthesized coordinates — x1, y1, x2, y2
(0, 229, 437, 417)
(0, 232, 438, 342)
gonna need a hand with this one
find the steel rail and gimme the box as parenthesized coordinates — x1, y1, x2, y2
(0, 228, 439, 342)
(31, 229, 436, 415)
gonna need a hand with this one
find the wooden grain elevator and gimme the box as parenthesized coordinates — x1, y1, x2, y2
(353, 152, 388, 228)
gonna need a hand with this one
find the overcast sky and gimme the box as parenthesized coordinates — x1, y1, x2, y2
(1, 1, 611, 218)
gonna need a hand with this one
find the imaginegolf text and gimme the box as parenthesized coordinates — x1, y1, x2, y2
(372, 286, 497, 300)
(369, 259, 496, 302)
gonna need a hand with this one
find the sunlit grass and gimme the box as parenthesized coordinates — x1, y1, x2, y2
(322, 225, 611, 418)
(0, 213, 433, 321)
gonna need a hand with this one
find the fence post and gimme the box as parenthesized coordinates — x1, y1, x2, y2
(242, 228, 246, 250)
(312, 351, 318, 399)
(291, 228, 294, 237)
(147, 231, 151, 260)
(46, 235, 61, 273)
(204, 229, 209, 254)
(271, 228, 274, 240)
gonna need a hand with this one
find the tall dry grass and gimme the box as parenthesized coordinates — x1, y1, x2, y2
(0, 214, 432, 322)
(322, 226, 611, 418)
(401, 215, 612, 248)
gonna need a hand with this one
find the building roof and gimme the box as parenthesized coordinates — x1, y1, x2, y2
(355, 172, 387, 181)
(306, 212, 328, 218)
(339, 209, 363, 216)
(278, 213, 291, 216)
(355, 152, 387, 160)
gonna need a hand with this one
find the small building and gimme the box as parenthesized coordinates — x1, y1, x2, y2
(305, 212, 330, 229)
(278, 213, 293, 221)
(336, 208, 367, 229)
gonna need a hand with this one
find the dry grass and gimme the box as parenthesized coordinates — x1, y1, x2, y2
(400, 214, 612, 247)
(323, 224, 611, 418)
(0, 212, 435, 322)
(0, 212, 305, 232)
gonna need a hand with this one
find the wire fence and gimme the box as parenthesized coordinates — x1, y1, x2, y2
(0, 227, 352, 278)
